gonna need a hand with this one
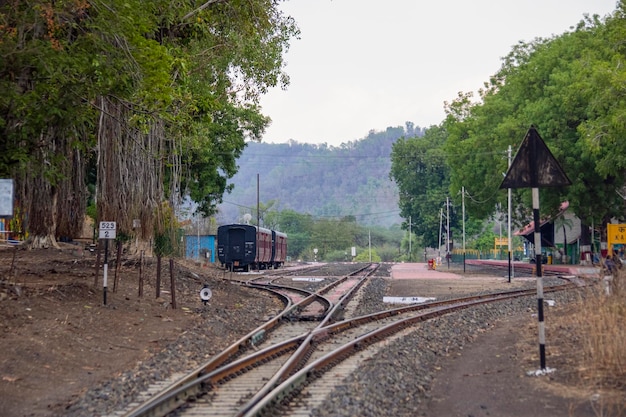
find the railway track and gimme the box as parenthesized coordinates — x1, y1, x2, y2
(116, 263, 374, 417)
(245, 284, 575, 417)
(112, 262, 577, 417)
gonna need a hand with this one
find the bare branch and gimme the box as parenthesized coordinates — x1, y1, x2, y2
(182, 0, 228, 21)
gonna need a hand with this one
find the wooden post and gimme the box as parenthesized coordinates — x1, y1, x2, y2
(156, 255, 161, 298)
(138, 250, 144, 298)
(169, 258, 176, 309)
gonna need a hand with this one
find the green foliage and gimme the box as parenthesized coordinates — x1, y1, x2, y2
(0, 0, 299, 242)
(376, 244, 401, 262)
(311, 217, 360, 259)
(115, 231, 132, 244)
(443, 10, 625, 226)
(0, 1, 99, 178)
(247, 207, 403, 262)
(399, 231, 424, 262)
(324, 249, 352, 262)
(388, 5, 626, 249)
(471, 227, 497, 253)
(164, 0, 299, 217)
(219, 126, 416, 227)
(85, 204, 97, 223)
(390, 125, 451, 247)
(268, 209, 314, 258)
(354, 248, 381, 262)
(153, 233, 173, 257)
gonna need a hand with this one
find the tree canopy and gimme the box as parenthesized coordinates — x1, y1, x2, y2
(0, 0, 298, 248)
(391, 4, 626, 246)
(444, 11, 625, 226)
(390, 125, 450, 248)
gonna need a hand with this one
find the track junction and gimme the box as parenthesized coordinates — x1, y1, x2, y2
(111, 261, 586, 417)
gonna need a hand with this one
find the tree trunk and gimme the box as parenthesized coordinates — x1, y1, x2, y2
(18, 128, 88, 249)
(56, 148, 88, 240)
(96, 96, 167, 255)
(25, 162, 59, 249)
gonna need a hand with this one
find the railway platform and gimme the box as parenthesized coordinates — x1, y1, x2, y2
(465, 259, 601, 278)
(390, 260, 601, 280)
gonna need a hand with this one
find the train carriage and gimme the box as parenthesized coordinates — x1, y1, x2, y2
(271, 230, 287, 268)
(217, 224, 286, 271)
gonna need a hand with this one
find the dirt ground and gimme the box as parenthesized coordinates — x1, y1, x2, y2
(0, 244, 282, 417)
(0, 248, 623, 417)
(387, 267, 625, 417)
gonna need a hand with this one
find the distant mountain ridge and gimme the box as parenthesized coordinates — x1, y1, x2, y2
(216, 123, 425, 227)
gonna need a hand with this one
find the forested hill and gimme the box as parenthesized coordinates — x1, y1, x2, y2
(216, 123, 425, 227)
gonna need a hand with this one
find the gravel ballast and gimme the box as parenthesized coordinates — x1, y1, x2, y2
(312, 276, 582, 417)
(63, 271, 581, 417)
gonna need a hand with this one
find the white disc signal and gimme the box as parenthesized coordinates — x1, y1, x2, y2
(200, 287, 212, 302)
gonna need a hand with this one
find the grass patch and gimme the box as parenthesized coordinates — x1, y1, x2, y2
(556, 271, 626, 416)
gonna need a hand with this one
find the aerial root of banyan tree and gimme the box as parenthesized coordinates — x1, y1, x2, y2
(28, 235, 60, 250)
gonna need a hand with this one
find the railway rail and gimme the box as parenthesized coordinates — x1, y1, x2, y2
(118, 263, 374, 417)
(116, 265, 578, 417)
(244, 283, 575, 417)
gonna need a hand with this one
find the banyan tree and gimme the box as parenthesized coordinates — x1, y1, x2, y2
(0, 0, 298, 251)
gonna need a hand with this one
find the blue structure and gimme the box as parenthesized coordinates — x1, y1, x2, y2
(185, 235, 216, 263)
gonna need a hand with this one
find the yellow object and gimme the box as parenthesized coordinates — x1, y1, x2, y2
(607, 224, 626, 254)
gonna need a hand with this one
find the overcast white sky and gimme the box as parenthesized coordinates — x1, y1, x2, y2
(259, 0, 618, 146)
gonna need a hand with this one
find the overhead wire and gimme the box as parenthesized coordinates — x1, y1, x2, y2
(220, 200, 402, 222)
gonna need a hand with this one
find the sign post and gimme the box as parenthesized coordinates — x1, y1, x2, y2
(500, 126, 571, 371)
(494, 237, 509, 248)
(99, 221, 116, 305)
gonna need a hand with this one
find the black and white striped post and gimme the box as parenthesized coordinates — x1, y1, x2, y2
(98, 221, 116, 306)
(532, 187, 546, 369)
(500, 126, 571, 371)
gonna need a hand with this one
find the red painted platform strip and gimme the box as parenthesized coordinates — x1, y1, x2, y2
(391, 263, 464, 280)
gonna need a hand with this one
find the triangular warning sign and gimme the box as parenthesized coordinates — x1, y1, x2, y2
(500, 126, 571, 189)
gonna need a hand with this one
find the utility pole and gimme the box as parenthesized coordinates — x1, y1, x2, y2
(507, 145, 514, 282)
(257, 173, 260, 272)
(446, 196, 450, 269)
(408, 216, 412, 262)
(462, 187, 466, 273)
(438, 208, 443, 263)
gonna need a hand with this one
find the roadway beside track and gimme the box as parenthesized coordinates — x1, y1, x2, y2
(390, 260, 601, 279)
(385, 261, 588, 300)
(465, 258, 601, 277)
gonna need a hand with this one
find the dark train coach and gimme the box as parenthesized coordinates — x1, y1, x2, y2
(217, 224, 287, 271)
